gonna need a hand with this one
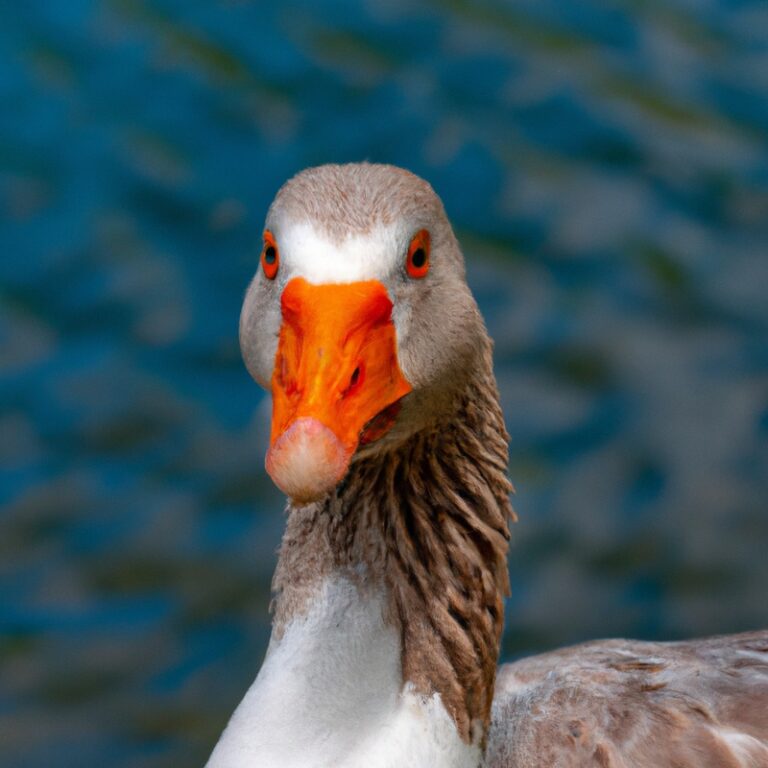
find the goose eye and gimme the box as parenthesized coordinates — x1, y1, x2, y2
(261, 230, 279, 280)
(406, 229, 430, 279)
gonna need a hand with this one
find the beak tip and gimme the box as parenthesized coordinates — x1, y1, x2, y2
(266, 417, 351, 503)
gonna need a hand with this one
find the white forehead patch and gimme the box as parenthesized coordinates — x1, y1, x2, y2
(278, 221, 404, 284)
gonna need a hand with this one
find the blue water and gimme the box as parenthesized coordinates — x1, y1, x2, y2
(1, 1, 767, 765)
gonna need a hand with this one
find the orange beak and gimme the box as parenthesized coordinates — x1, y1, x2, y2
(266, 277, 412, 503)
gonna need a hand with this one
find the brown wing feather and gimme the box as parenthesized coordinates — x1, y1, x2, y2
(486, 630, 768, 767)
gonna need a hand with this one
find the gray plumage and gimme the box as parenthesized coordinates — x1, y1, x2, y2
(487, 631, 768, 766)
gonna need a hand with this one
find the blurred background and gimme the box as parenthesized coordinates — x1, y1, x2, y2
(1, 0, 767, 765)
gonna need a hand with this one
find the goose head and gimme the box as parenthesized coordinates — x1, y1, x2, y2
(240, 163, 487, 504)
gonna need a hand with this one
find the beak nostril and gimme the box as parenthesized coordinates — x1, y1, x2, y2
(342, 365, 364, 398)
(278, 355, 300, 396)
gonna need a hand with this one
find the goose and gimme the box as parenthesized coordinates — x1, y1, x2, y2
(206, 163, 768, 768)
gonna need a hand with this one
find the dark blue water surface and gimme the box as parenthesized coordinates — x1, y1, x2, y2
(1, 1, 767, 765)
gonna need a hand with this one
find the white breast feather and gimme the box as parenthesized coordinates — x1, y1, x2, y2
(206, 577, 479, 768)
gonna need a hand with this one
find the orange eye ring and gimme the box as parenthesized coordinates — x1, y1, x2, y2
(406, 229, 430, 279)
(261, 230, 279, 280)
